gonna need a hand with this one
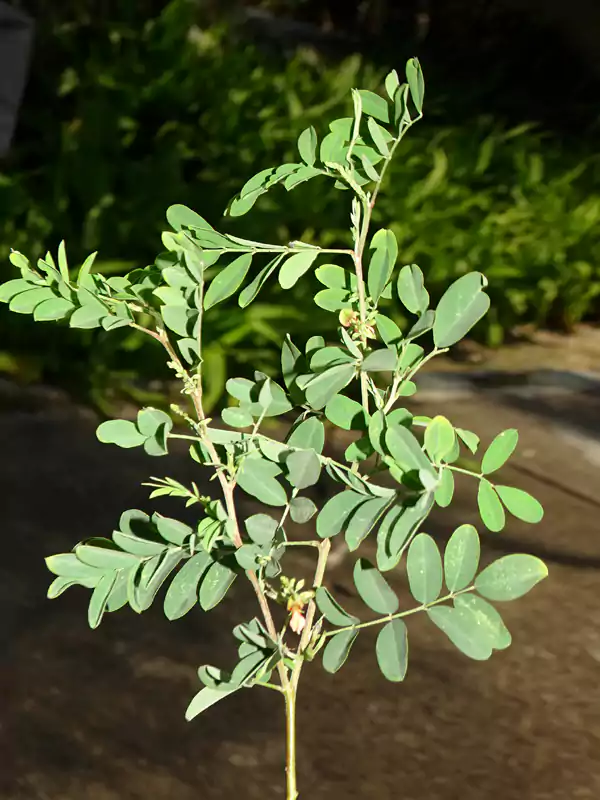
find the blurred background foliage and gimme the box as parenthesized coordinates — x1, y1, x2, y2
(1, 0, 599, 410)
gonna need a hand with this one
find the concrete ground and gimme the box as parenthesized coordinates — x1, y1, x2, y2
(1, 364, 599, 800)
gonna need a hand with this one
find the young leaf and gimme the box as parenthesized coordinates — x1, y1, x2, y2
(199, 560, 237, 611)
(481, 429, 519, 474)
(405, 57, 425, 114)
(397, 264, 429, 315)
(322, 629, 359, 674)
(316, 490, 366, 538)
(376, 619, 408, 682)
(204, 253, 252, 310)
(286, 449, 322, 490)
(353, 558, 399, 614)
(357, 90, 389, 123)
(444, 524, 480, 592)
(367, 229, 397, 303)
(406, 533, 443, 604)
(279, 251, 319, 290)
(475, 554, 548, 601)
(495, 486, 544, 523)
(367, 117, 390, 157)
(477, 480, 506, 532)
(297, 126, 317, 166)
(315, 587, 359, 627)
(424, 416, 456, 462)
(433, 272, 490, 348)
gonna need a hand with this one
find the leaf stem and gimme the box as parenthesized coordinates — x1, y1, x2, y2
(447, 465, 483, 479)
(323, 586, 474, 637)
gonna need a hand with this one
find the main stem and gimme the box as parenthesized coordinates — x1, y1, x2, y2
(284, 684, 298, 800)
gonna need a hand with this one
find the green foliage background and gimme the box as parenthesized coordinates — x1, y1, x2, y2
(1, 0, 599, 409)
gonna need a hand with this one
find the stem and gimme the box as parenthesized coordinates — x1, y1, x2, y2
(447, 465, 482, 479)
(284, 684, 298, 800)
(323, 586, 474, 637)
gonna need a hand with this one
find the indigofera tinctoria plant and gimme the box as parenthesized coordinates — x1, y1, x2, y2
(0, 60, 546, 799)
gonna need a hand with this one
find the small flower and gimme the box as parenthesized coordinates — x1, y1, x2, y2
(287, 599, 306, 635)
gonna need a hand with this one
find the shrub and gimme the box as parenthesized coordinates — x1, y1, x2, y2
(0, 58, 547, 799)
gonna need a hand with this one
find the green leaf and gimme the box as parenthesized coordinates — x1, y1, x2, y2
(238, 255, 283, 307)
(222, 407, 253, 428)
(314, 288, 351, 312)
(367, 117, 390, 157)
(34, 297, 74, 321)
(322, 629, 359, 673)
(315, 264, 356, 290)
(154, 514, 193, 546)
(96, 419, 146, 449)
(289, 496, 317, 524)
(406, 57, 425, 113)
(434, 468, 454, 508)
(361, 347, 397, 372)
(475, 554, 548, 601)
(199, 560, 237, 610)
(298, 126, 317, 166)
(456, 428, 480, 454)
(76, 543, 139, 570)
(204, 253, 252, 310)
(9, 287, 55, 314)
(167, 204, 214, 232)
(384, 69, 400, 101)
(185, 684, 239, 721)
(424, 416, 456, 462)
(353, 558, 398, 614)
(481, 429, 519, 474)
(305, 364, 355, 410)
(325, 394, 365, 431)
(163, 551, 212, 620)
(385, 425, 435, 477)
(375, 313, 402, 346)
(477, 480, 506, 532)
(427, 605, 493, 661)
(137, 407, 171, 437)
(406, 533, 443, 604)
(0, 278, 32, 302)
(279, 251, 319, 290)
(454, 595, 511, 650)
(444, 524, 480, 592)
(235, 543, 264, 571)
(245, 514, 278, 546)
(287, 417, 325, 453)
(316, 490, 366, 538)
(357, 90, 389, 123)
(315, 587, 359, 627)
(495, 486, 544, 523)
(111, 532, 166, 557)
(376, 619, 408, 682)
(310, 346, 355, 370)
(281, 334, 304, 393)
(237, 456, 287, 506)
(161, 305, 197, 338)
(397, 264, 429, 315)
(286, 449, 321, 490)
(367, 229, 397, 303)
(45, 553, 102, 580)
(87, 572, 117, 629)
(345, 497, 391, 552)
(433, 272, 490, 348)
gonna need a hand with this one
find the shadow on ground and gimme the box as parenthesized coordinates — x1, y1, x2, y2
(1, 386, 599, 799)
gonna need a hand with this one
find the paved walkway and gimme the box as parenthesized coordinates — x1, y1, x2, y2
(1, 374, 599, 800)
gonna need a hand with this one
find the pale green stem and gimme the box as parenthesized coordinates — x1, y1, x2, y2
(284, 684, 298, 800)
(447, 465, 483, 479)
(323, 586, 474, 638)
